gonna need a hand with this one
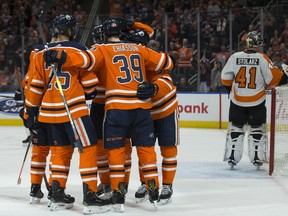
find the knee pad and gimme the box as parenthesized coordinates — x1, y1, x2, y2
(223, 123, 245, 163)
(247, 124, 269, 163)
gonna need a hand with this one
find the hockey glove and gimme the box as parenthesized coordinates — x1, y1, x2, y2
(85, 89, 97, 100)
(44, 50, 67, 65)
(114, 17, 134, 31)
(19, 107, 28, 128)
(14, 89, 22, 101)
(137, 81, 159, 100)
(26, 107, 40, 130)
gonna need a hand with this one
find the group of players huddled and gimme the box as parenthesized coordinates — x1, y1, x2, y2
(20, 13, 179, 214)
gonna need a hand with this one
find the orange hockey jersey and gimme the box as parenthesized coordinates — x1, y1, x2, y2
(90, 42, 174, 111)
(146, 71, 178, 120)
(25, 41, 99, 123)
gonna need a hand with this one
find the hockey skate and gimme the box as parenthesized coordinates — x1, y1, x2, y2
(147, 179, 159, 210)
(111, 182, 126, 213)
(96, 183, 112, 199)
(160, 184, 173, 205)
(83, 183, 111, 215)
(49, 180, 75, 211)
(47, 186, 52, 208)
(228, 158, 237, 169)
(135, 182, 148, 203)
(29, 184, 44, 204)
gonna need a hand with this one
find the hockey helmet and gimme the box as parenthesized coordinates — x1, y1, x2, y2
(245, 31, 263, 50)
(92, 25, 103, 43)
(129, 29, 150, 45)
(102, 19, 121, 37)
(51, 14, 77, 38)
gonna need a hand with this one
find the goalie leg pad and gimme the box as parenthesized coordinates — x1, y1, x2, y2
(247, 124, 269, 163)
(223, 123, 245, 163)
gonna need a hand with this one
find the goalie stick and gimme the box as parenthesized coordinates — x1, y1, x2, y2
(37, 0, 83, 152)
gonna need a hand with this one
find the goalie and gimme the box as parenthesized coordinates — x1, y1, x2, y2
(221, 31, 288, 169)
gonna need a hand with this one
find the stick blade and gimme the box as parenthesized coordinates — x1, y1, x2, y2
(17, 178, 21, 185)
(38, 0, 54, 22)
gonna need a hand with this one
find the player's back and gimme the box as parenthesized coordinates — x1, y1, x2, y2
(222, 50, 282, 106)
(96, 41, 173, 111)
(28, 41, 98, 123)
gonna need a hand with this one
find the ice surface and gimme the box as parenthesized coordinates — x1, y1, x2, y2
(1, 126, 288, 216)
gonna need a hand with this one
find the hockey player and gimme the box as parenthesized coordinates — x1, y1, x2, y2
(125, 27, 179, 205)
(89, 25, 132, 199)
(44, 18, 174, 212)
(25, 14, 111, 214)
(221, 31, 288, 169)
(98, 18, 174, 211)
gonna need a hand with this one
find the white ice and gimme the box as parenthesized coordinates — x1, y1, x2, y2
(1, 126, 288, 216)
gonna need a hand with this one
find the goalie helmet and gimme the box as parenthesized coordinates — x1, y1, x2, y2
(51, 14, 76, 38)
(129, 29, 150, 45)
(245, 31, 263, 50)
(92, 25, 103, 43)
(102, 18, 121, 37)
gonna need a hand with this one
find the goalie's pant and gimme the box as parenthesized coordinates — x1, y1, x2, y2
(226, 101, 267, 164)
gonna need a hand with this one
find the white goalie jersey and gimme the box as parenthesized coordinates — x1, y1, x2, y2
(221, 51, 284, 107)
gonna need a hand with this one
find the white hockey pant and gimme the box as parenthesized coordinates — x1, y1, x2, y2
(223, 123, 245, 163)
(247, 124, 269, 163)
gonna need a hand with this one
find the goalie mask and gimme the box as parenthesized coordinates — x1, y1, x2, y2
(51, 14, 77, 40)
(102, 19, 121, 37)
(245, 31, 263, 50)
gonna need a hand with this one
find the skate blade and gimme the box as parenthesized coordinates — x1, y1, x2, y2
(151, 200, 158, 210)
(112, 203, 124, 213)
(49, 202, 74, 211)
(228, 161, 236, 169)
(160, 197, 172, 205)
(30, 197, 41, 204)
(47, 200, 52, 208)
(83, 205, 111, 215)
(136, 194, 149, 203)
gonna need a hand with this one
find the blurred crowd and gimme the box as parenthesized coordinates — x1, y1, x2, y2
(1, 0, 287, 92)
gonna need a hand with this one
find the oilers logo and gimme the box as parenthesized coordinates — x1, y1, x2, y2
(0, 98, 22, 115)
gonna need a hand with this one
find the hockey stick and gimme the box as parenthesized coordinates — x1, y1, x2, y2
(0, 95, 15, 98)
(14, 67, 24, 101)
(17, 135, 32, 185)
(37, 0, 83, 152)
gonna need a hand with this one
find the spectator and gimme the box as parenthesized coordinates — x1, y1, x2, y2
(210, 60, 226, 92)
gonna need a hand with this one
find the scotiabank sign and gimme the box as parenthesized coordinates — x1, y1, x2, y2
(177, 93, 229, 122)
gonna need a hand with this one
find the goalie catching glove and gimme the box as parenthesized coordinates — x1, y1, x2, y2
(44, 50, 67, 65)
(137, 81, 158, 100)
